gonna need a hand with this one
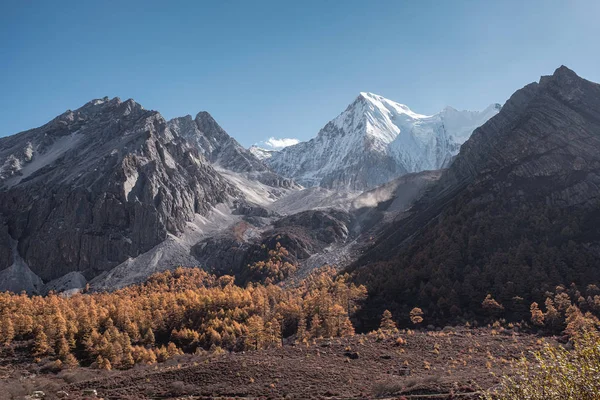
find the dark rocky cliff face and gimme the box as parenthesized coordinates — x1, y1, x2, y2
(350, 66, 600, 328)
(0, 97, 237, 283)
(443, 65, 600, 191)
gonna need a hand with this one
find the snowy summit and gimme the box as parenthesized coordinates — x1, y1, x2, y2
(266, 92, 501, 190)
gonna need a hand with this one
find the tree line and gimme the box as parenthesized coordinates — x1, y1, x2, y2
(0, 245, 367, 371)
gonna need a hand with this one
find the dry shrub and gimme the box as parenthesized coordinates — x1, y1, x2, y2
(487, 331, 600, 400)
(58, 368, 103, 385)
(168, 381, 197, 396)
(373, 376, 442, 397)
(5, 381, 33, 400)
(372, 379, 405, 397)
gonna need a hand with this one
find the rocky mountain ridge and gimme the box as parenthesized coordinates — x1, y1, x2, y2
(0, 79, 538, 295)
(0, 97, 245, 291)
(168, 113, 296, 190)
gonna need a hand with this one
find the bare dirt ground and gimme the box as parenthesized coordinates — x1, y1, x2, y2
(1, 327, 548, 400)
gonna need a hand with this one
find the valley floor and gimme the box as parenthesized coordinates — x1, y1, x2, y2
(1, 327, 548, 400)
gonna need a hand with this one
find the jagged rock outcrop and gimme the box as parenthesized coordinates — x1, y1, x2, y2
(168, 112, 297, 189)
(0, 97, 237, 287)
(267, 92, 499, 190)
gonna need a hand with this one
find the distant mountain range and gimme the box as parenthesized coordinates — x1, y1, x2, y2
(4, 67, 595, 301)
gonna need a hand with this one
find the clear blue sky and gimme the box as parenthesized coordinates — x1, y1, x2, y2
(2, 0, 599, 148)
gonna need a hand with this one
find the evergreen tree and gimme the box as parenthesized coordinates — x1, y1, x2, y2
(55, 335, 71, 361)
(530, 302, 545, 326)
(309, 314, 322, 338)
(482, 294, 504, 316)
(246, 315, 264, 350)
(32, 326, 50, 359)
(95, 355, 112, 370)
(544, 297, 562, 332)
(296, 312, 307, 343)
(143, 327, 155, 347)
(379, 310, 398, 333)
(0, 315, 15, 346)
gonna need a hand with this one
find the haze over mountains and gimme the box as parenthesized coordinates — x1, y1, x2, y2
(1, 66, 599, 300)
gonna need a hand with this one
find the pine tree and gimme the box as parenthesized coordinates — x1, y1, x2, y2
(145, 347, 157, 364)
(55, 335, 71, 361)
(63, 353, 79, 368)
(296, 312, 307, 343)
(154, 346, 169, 362)
(166, 342, 182, 357)
(309, 314, 322, 339)
(246, 315, 264, 350)
(330, 304, 348, 336)
(143, 327, 155, 347)
(32, 326, 50, 358)
(120, 333, 135, 369)
(482, 294, 504, 316)
(121, 352, 135, 369)
(124, 319, 140, 342)
(96, 355, 112, 370)
(0, 315, 15, 346)
(15, 314, 34, 338)
(530, 302, 545, 326)
(50, 313, 68, 342)
(267, 316, 282, 347)
(340, 318, 355, 337)
(379, 310, 398, 333)
(82, 329, 101, 364)
(544, 297, 562, 332)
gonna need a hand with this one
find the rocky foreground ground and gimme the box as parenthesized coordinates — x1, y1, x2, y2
(1, 327, 549, 400)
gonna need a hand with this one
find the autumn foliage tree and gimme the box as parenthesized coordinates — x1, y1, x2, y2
(530, 302, 545, 326)
(247, 242, 297, 284)
(32, 326, 50, 359)
(409, 308, 424, 326)
(482, 294, 504, 317)
(379, 310, 398, 334)
(0, 264, 366, 369)
(0, 314, 14, 346)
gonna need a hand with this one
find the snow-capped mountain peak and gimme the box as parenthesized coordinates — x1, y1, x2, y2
(358, 92, 430, 120)
(266, 93, 500, 190)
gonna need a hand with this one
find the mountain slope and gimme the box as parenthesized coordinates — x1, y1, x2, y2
(0, 97, 238, 291)
(267, 93, 499, 190)
(350, 66, 600, 328)
(168, 113, 296, 189)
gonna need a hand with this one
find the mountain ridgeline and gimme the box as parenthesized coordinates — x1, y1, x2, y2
(168, 112, 296, 189)
(349, 66, 600, 329)
(2, 63, 600, 324)
(0, 98, 290, 292)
